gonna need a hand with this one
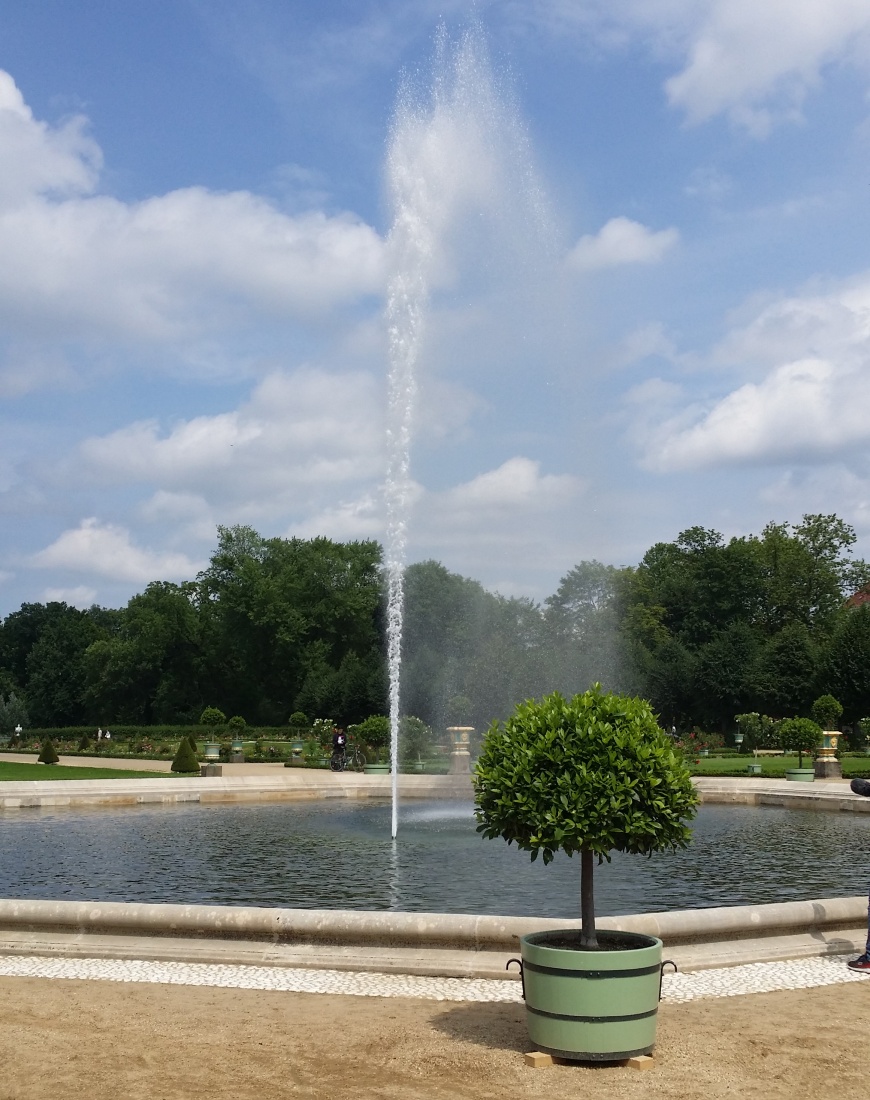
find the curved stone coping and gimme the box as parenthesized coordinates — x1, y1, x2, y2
(0, 772, 473, 809)
(694, 776, 870, 813)
(0, 895, 864, 952)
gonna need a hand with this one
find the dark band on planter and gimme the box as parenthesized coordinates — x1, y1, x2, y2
(522, 960, 661, 980)
(526, 1005, 658, 1024)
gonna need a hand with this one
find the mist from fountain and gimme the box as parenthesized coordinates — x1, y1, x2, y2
(384, 24, 551, 838)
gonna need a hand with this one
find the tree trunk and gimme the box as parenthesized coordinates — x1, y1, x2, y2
(580, 849, 597, 948)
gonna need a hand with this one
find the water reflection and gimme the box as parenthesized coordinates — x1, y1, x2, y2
(1, 800, 867, 917)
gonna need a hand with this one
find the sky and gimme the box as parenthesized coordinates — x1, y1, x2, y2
(2, 0, 870, 613)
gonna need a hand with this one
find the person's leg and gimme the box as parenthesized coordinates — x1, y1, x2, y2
(848, 892, 870, 970)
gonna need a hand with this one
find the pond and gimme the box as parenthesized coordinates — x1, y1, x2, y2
(1, 800, 868, 917)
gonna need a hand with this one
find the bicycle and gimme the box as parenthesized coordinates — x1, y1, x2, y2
(329, 741, 366, 772)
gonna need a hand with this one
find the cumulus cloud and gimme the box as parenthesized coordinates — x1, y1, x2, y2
(513, 0, 870, 133)
(30, 519, 205, 583)
(73, 367, 385, 519)
(566, 218, 679, 272)
(637, 274, 870, 471)
(413, 457, 584, 571)
(0, 71, 384, 377)
(41, 585, 97, 608)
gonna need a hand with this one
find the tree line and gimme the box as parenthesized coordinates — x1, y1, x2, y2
(1, 514, 869, 736)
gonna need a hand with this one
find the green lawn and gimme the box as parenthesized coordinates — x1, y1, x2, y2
(0, 762, 173, 781)
(689, 754, 870, 778)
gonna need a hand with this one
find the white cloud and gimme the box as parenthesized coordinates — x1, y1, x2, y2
(637, 273, 870, 472)
(413, 457, 584, 572)
(30, 519, 205, 583)
(41, 585, 97, 608)
(663, 0, 870, 132)
(73, 367, 385, 519)
(567, 218, 679, 272)
(0, 71, 100, 207)
(514, 1, 870, 133)
(0, 71, 385, 379)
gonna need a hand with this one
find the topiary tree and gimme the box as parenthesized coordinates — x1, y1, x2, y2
(777, 717, 821, 768)
(187, 732, 199, 754)
(288, 711, 309, 729)
(227, 715, 246, 735)
(37, 738, 59, 765)
(811, 695, 843, 731)
(474, 686, 697, 948)
(77, 733, 91, 751)
(171, 737, 200, 773)
(349, 715, 390, 762)
(199, 707, 226, 728)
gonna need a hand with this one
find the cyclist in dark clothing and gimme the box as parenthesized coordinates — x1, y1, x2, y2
(331, 729, 347, 770)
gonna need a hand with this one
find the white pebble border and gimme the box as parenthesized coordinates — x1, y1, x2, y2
(0, 952, 867, 1004)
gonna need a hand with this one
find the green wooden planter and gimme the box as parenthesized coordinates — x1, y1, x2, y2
(747, 762, 762, 775)
(517, 930, 665, 1061)
(785, 768, 815, 782)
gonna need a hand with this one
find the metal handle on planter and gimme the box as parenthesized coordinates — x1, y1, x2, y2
(506, 957, 525, 999)
(659, 959, 678, 1001)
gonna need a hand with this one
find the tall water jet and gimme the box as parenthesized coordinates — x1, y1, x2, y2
(384, 25, 552, 838)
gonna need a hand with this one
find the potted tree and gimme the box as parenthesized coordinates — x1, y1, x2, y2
(778, 717, 820, 781)
(351, 716, 391, 773)
(474, 687, 697, 1062)
(199, 706, 226, 763)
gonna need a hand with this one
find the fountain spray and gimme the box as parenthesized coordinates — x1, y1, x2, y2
(384, 25, 550, 838)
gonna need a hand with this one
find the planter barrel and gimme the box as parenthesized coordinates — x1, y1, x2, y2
(747, 762, 762, 775)
(785, 768, 815, 782)
(518, 930, 664, 1061)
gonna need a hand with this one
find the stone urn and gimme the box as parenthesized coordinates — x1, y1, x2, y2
(446, 727, 474, 774)
(814, 731, 842, 779)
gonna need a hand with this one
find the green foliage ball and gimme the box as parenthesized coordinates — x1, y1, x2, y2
(199, 706, 226, 727)
(474, 687, 698, 865)
(288, 711, 309, 729)
(349, 715, 390, 750)
(810, 695, 843, 730)
(227, 715, 246, 734)
(777, 717, 821, 758)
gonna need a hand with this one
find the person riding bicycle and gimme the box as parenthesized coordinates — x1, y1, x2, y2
(331, 728, 347, 769)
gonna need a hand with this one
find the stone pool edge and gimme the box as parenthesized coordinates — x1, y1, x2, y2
(0, 894, 865, 980)
(2, 772, 870, 813)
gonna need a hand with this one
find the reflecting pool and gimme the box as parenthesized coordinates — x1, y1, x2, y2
(1, 800, 867, 916)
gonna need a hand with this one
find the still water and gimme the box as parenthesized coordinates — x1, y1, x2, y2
(1, 800, 867, 917)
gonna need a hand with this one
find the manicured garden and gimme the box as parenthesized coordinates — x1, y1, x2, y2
(687, 753, 870, 778)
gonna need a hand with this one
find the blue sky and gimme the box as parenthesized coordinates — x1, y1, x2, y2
(2, 0, 870, 612)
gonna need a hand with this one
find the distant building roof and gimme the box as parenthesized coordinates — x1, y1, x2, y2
(847, 586, 870, 609)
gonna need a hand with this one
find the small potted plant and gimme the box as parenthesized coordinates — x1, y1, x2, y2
(778, 717, 820, 781)
(350, 716, 391, 773)
(199, 706, 226, 762)
(474, 686, 697, 1062)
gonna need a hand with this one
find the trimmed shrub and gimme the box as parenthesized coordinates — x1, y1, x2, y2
(474, 686, 698, 947)
(777, 717, 822, 768)
(811, 695, 843, 731)
(288, 712, 309, 729)
(37, 739, 59, 765)
(171, 738, 200, 773)
(77, 734, 91, 751)
(199, 707, 226, 727)
(227, 715, 246, 734)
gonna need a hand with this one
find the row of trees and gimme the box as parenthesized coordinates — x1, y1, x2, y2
(1, 514, 869, 734)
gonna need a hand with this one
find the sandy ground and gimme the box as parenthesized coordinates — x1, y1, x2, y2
(0, 976, 868, 1100)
